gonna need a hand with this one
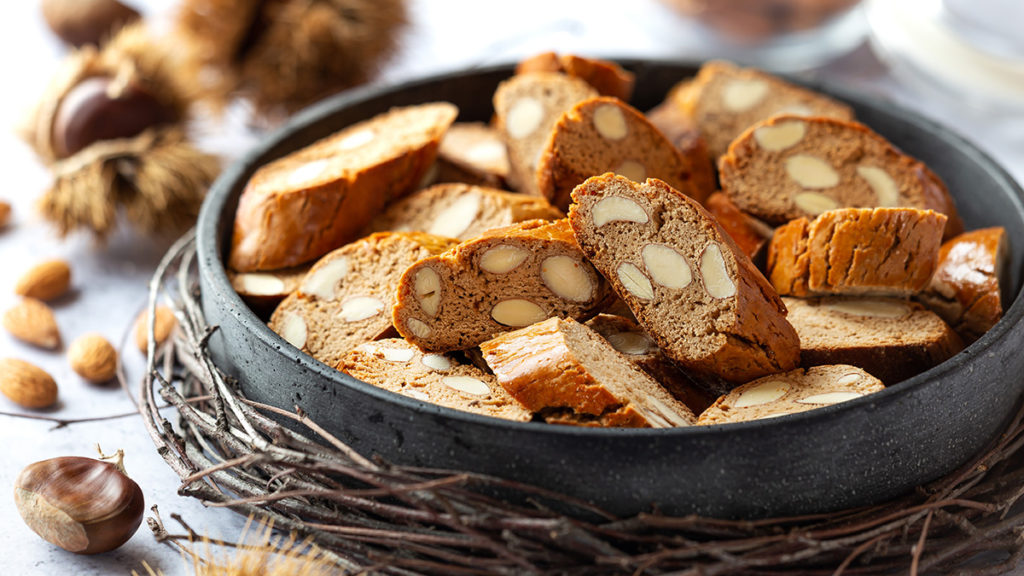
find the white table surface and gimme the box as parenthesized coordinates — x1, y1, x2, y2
(1, 1, 1022, 574)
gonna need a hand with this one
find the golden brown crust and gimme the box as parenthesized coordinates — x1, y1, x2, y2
(516, 52, 635, 101)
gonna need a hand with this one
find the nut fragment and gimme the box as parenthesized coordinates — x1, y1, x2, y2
(479, 246, 529, 274)
(797, 391, 863, 405)
(699, 243, 736, 299)
(734, 380, 789, 408)
(465, 140, 506, 165)
(133, 306, 177, 353)
(406, 318, 432, 339)
(442, 376, 491, 396)
(277, 312, 307, 349)
(380, 347, 415, 363)
(541, 256, 594, 302)
(616, 262, 655, 300)
(722, 78, 769, 112)
(592, 104, 628, 140)
(3, 298, 61, 349)
(836, 373, 862, 386)
(592, 196, 649, 227)
(428, 193, 481, 238)
(15, 260, 71, 302)
(792, 192, 840, 216)
(753, 120, 806, 151)
(490, 299, 547, 327)
(857, 166, 900, 207)
(642, 244, 693, 289)
(0, 358, 58, 409)
(413, 267, 442, 316)
(300, 256, 350, 301)
(68, 333, 118, 383)
(506, 97, 544, 139)
(421, 354, 452, 371)
(405, 389, 431, 401)
(606, 332, 652, 356)
(286, 159, 331, 188)
(335, 128, 375, 151)
(823, 299, 910, 318)
(233, 273, 286, 296)
(614, 160, 647, 183)
(338, 296, 385, 323)
(786, 155, 840, 189)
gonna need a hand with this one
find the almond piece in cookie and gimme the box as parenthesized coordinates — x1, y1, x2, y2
(434, 122, 511, 189)
(228, 264, 310, 313)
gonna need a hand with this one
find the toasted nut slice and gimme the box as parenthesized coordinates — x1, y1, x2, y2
(797, 391, 863, 405)
(234, 273, 286, 296)
(722, 78, 769, 112)
(413, 267, 442, 316)
(823, 299, 910, 318)
(734, 380, 789, 408)
(857, 166, 900, 207)
(301, 256, 349, 301)
(642, 244, 692, 290)
(421, 354, 452, 371)
(491, 299, 547, 327)
(786, 155, 840, 189)
(286, 159, 330, 188)
(614, 160, 646, 183)
(335, 128, 375, 150)
(381, 347, 415, 362)
(592, 196, 648, 227)
(506, 97, 544, 139)
(793, 192, 840, 216)
(278, 311, 307, 349)
(339, 296, 385, 323)
(428, 193, 481, 238)
(754, 120, 806, 151)
(465, 140, 506, 164)
(442, 376, 491, 396)
(699, 243, 736, 299)
(406, 388, 431, 401)
(541, 255, 594, 302)
(3, 298, 60, 349)
(617, 262, 654, 300)
(406, 318, 432, 338)
(606, 331, 652, 356)
(836, 373, 863, 386)
(593, 104, 628, 140)
(479, 246, 529, 274)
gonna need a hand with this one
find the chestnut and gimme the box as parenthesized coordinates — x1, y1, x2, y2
(41, 0, 141, 48)
(14, 452, 144, 554)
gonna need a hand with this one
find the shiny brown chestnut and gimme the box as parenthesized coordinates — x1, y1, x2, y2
(52, 75, 177, 159)
(41, 0, 140, 48)
(14, 453, 144, 554)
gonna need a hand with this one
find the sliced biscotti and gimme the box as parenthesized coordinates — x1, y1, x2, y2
(269, 232, 458, 368)
(493, 72, 598, 196)
(697, 365, 885, 425)
(718, 114, 963, 235)
(338, 339, 532, 422)
(784, 296, 964, 384)
(515, 52, 635, 101)
(392, 218, 613, 352)
(229, 264, 310, 313)
(767, 207, 947, 297)
(585, 314, 715, 414)
(229, 102, 458, 271)
(918, 227, 1008, 343)
(434, 122, 510, 188)
(645, 97, 717, 198)
(704, 192, 773, 262)
(674, 60, 855, 159)
(568, 174, 800, 389)
(480, 317, 696, 427)
(364, 183, 563, 240)
(537, 96, 713, 210)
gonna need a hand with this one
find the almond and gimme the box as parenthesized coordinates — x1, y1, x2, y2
(68, 333, 118, 383)
(133, 305, 177, 353)
(0, 200, 10, 228)
(3, 298, 61, 349)
(15, 260, 71, 302)
(0, 358, 58, 409)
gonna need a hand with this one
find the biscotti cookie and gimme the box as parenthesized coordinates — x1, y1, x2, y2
(784, 296, 964, 384)
(229, 102, 458, 271)
(269, 232, 458, 368)
(585, 314, 715, 414)
(718, 114, 963, 235)
(392, 219, 613, 352)
(515, 52, 635, 101)
(674, 60, 855, 159)
(537, 96, 713, 210)
(493, 72, 598, 195)
(767, 207, 947, 297)
(697, 365, 884, 425)
(918, 227, 1008, 343)
(229, 264, 309, 312)
(338, 339, 532, 422)
(568, 174, 800, 389)
(645, 96, 717, 198)
(480, 317, 696, 427)
(704, 192, 773, 262)
(434, 122, 510, 188)
(364, 183, 563, 240)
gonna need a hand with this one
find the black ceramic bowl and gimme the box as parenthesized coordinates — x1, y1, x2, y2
(197, 60, 1024, 518)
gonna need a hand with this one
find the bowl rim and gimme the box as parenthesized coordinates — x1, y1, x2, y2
(196, 57, 1024, 439)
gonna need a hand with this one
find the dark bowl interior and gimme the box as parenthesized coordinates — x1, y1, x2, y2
(197, 59, 1024, 518)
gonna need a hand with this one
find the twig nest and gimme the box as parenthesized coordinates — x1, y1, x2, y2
(175, 0, 407, 120)
(24, 24, 219, 239)
(41, 0, 140, 48)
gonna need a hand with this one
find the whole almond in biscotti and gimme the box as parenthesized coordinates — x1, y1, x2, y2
(3, 298, 61, 350)
(568, 173, 799, 390)
(719, 114, 963, 237)
(228, 264, 310, 313)
(364, 183, 563, 241)
(337, 338, 532, 422)
(673, 60, 855, 159)
(784, 296, 963, 384)
(392, 219, 613, 352)
(767, 207, 947, 298)
(229, 102, 458, 272)
(493, 72, 598, 196)
(15, 259, 71, 302)
(0, 358, 58, 409)
(269, 232, 457, 368)
(481, 317, 695, 427)
(697, 365, 885, 425)
(538, 96, 713, 211)
(918, 227, 1008, 344)
(434, 123, 511, 188)
(515, 52, 636, 101)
